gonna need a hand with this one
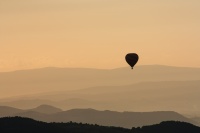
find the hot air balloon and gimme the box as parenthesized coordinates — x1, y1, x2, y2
(125, 53, 139, 69)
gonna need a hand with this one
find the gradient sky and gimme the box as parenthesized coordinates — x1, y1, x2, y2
(0, 0, 200, 72)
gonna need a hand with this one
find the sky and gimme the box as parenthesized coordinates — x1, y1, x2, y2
(0, 0, 200, 72)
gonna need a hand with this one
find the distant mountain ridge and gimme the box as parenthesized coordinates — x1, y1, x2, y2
(0, 105, 61, 116)
(0, 106, 23, 117)
(1, 65, 200, 123)
(1, 65, 200, 98)
(29, 104, 62, 114)
(0, 106, 197, 128)
(1, 80, 199, 114)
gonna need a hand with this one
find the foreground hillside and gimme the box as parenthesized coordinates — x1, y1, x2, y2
(0, 117, 200, 133)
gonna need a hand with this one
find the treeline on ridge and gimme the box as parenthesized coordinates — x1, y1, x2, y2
(0, 117, 200, 133)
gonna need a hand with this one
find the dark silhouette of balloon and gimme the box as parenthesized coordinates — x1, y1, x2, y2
(125, 53, 139, 69)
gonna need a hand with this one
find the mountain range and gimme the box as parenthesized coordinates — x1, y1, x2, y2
(1, 80, 200, 115)
(0, 105, 197, 128)
(1, 65, 200, 116)
(1, 65, 200, 99)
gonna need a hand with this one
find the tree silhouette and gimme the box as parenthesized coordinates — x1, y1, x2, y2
(0, 117, 200, 133)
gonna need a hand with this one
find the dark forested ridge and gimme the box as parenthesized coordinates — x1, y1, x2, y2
(0, 117, 200, 133)
(0, 117, 130, 133)
(131, 121, 200, 133)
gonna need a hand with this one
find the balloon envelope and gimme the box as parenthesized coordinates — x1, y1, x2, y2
(125, 53, 139, 69)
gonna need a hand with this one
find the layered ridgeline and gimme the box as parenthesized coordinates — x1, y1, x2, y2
(1, 65, 200, 98)
(1, 80, 200, 115)
(1, 65, 200, 114)
(0, 117, 200, 133)
(0, 105, 197, 128)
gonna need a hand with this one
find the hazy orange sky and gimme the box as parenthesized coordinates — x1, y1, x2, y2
(0, 0, 200, 72)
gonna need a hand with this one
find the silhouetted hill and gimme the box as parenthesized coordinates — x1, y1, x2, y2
(132, 121, 200, 133)
(1, 65, 200, 98)
(0, 117, 130, 133)
(0, 117, 200, 133)
(0, 107, 196, 128)
(28, 104, 62, 114)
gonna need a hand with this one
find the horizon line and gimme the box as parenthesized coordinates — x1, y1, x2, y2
(1, 64, 200, 73)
